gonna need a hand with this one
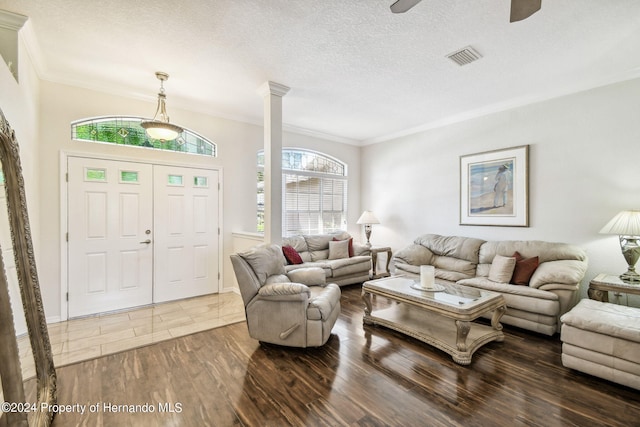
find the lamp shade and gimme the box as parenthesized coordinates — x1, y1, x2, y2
(356, 211, 380, 225)
(141, 121, 182, 141)
(599, 210, 640, 236)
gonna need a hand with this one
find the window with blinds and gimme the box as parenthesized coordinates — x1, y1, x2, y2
(257, 149, 347, 236)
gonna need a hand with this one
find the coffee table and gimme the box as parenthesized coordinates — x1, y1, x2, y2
(361, 276, 506, 365)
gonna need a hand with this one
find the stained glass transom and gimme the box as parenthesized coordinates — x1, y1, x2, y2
(71, 116, 216, 157)
(257, 149, 345, 176)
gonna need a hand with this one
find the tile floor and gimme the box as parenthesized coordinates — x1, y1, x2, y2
(17, 292, 246, 380)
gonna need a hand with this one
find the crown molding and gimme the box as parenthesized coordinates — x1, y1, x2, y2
(0, 10, 27, 30)
(363, 69, 640, 146)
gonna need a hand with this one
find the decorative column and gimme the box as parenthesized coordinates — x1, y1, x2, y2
(257, 81, 290, 245)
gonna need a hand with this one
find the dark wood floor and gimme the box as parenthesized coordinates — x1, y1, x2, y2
(44, 284, 639, 427)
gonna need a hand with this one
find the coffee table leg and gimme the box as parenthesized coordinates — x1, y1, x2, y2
(491, 305, 506, 331)
(361, 289, 373, 324)
(455, 320, 471, 352)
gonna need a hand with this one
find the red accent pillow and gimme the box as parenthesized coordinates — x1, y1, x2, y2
(282, 245, 303, 265)
(510, 251, 539, 286)
(333, 237, 353, 257)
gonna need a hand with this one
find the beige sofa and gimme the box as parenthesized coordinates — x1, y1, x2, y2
(560, 299, 640, 390)
(281, 231, 372, 286)
(393, 234, 588, 335)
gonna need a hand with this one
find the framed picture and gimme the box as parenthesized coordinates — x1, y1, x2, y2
(460, 145, 529, 227)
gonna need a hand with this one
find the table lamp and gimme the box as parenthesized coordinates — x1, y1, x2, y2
(600, 210, 640, 283)
(357, 211, 380, 247)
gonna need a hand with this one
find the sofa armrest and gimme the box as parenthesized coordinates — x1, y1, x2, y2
(353, 242, 371, 256)
(287, 267, 326, 286)
(393, 243, 434, 267)
(529, 259, 587, 289)
(258, 283, 310, 301)
(537, 283, 579, 292)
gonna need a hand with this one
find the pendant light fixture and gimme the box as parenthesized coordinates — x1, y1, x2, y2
(141, 71, 183, 141)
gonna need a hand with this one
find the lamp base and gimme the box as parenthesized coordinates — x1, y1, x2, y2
(619, 237, 640, 284)
(620, 270, 640, 284)
(364, 224, 372, 246)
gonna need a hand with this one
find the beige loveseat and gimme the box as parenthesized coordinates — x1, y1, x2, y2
(393, 234, 588, 335)
(281, 231, 372, 286)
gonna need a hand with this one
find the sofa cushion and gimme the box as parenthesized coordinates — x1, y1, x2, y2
(282, 245, 304, 265)
(327, 255, 371, 277)
(432, 256, 477, 280)
(511, 251, 539, 286)
(393, 244, 435, 268)
(479, 240, 587, 264)
(415, 234, 485, 263)
(304, 234, 334, 252)
(458, 277, 559, 316)
(329, 239, 350, 259)
(240, 244, 286, 285)
(488, 255, 516, 283)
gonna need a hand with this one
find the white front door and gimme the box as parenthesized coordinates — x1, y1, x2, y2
(153, 165, 220, 303)
(68, 158, 153, 318)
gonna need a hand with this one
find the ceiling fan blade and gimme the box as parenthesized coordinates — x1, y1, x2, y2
(390, 0, 423, 14)
(510, 0, 541, 22)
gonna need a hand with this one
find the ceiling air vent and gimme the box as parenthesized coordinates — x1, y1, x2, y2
(446, 46, 482, 66)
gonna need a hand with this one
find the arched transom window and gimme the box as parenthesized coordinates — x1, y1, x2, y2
(257, 148, 348, 236)
(71, 116, 216, 157)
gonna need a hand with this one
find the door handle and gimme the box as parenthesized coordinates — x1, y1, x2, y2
(140, 239, 152, 244)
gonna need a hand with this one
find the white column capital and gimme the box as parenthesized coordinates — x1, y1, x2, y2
(257, 81, 290, 98)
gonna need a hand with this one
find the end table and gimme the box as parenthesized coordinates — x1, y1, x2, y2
(369, 246, 392, 279)
(588, 273, 640, 302)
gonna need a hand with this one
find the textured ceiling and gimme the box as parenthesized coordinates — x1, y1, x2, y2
(2, 0, 640, 144)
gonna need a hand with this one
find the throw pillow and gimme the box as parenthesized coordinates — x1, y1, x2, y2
(332, 237, 354, 257)
(488, 254, 517, 283)
(328, 239, 350, 260)
(510, 251, 540, 286)
(282, 245, 303, 265)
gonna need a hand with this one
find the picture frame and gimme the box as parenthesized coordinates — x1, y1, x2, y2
(460, 145, 529, 227)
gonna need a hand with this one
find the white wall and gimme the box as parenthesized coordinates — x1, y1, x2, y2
(0, 34, 40, 238)
(36, 81, 361, 321)
(361, 78, 640, 301)
(0, 34, 41, 333)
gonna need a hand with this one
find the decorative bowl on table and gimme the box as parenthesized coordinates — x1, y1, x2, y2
(410, 281, 445, 292)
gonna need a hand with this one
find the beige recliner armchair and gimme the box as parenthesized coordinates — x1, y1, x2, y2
(230, 244, 341, 347)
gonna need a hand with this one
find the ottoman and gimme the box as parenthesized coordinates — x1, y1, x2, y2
(560, 299, 640, 390)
